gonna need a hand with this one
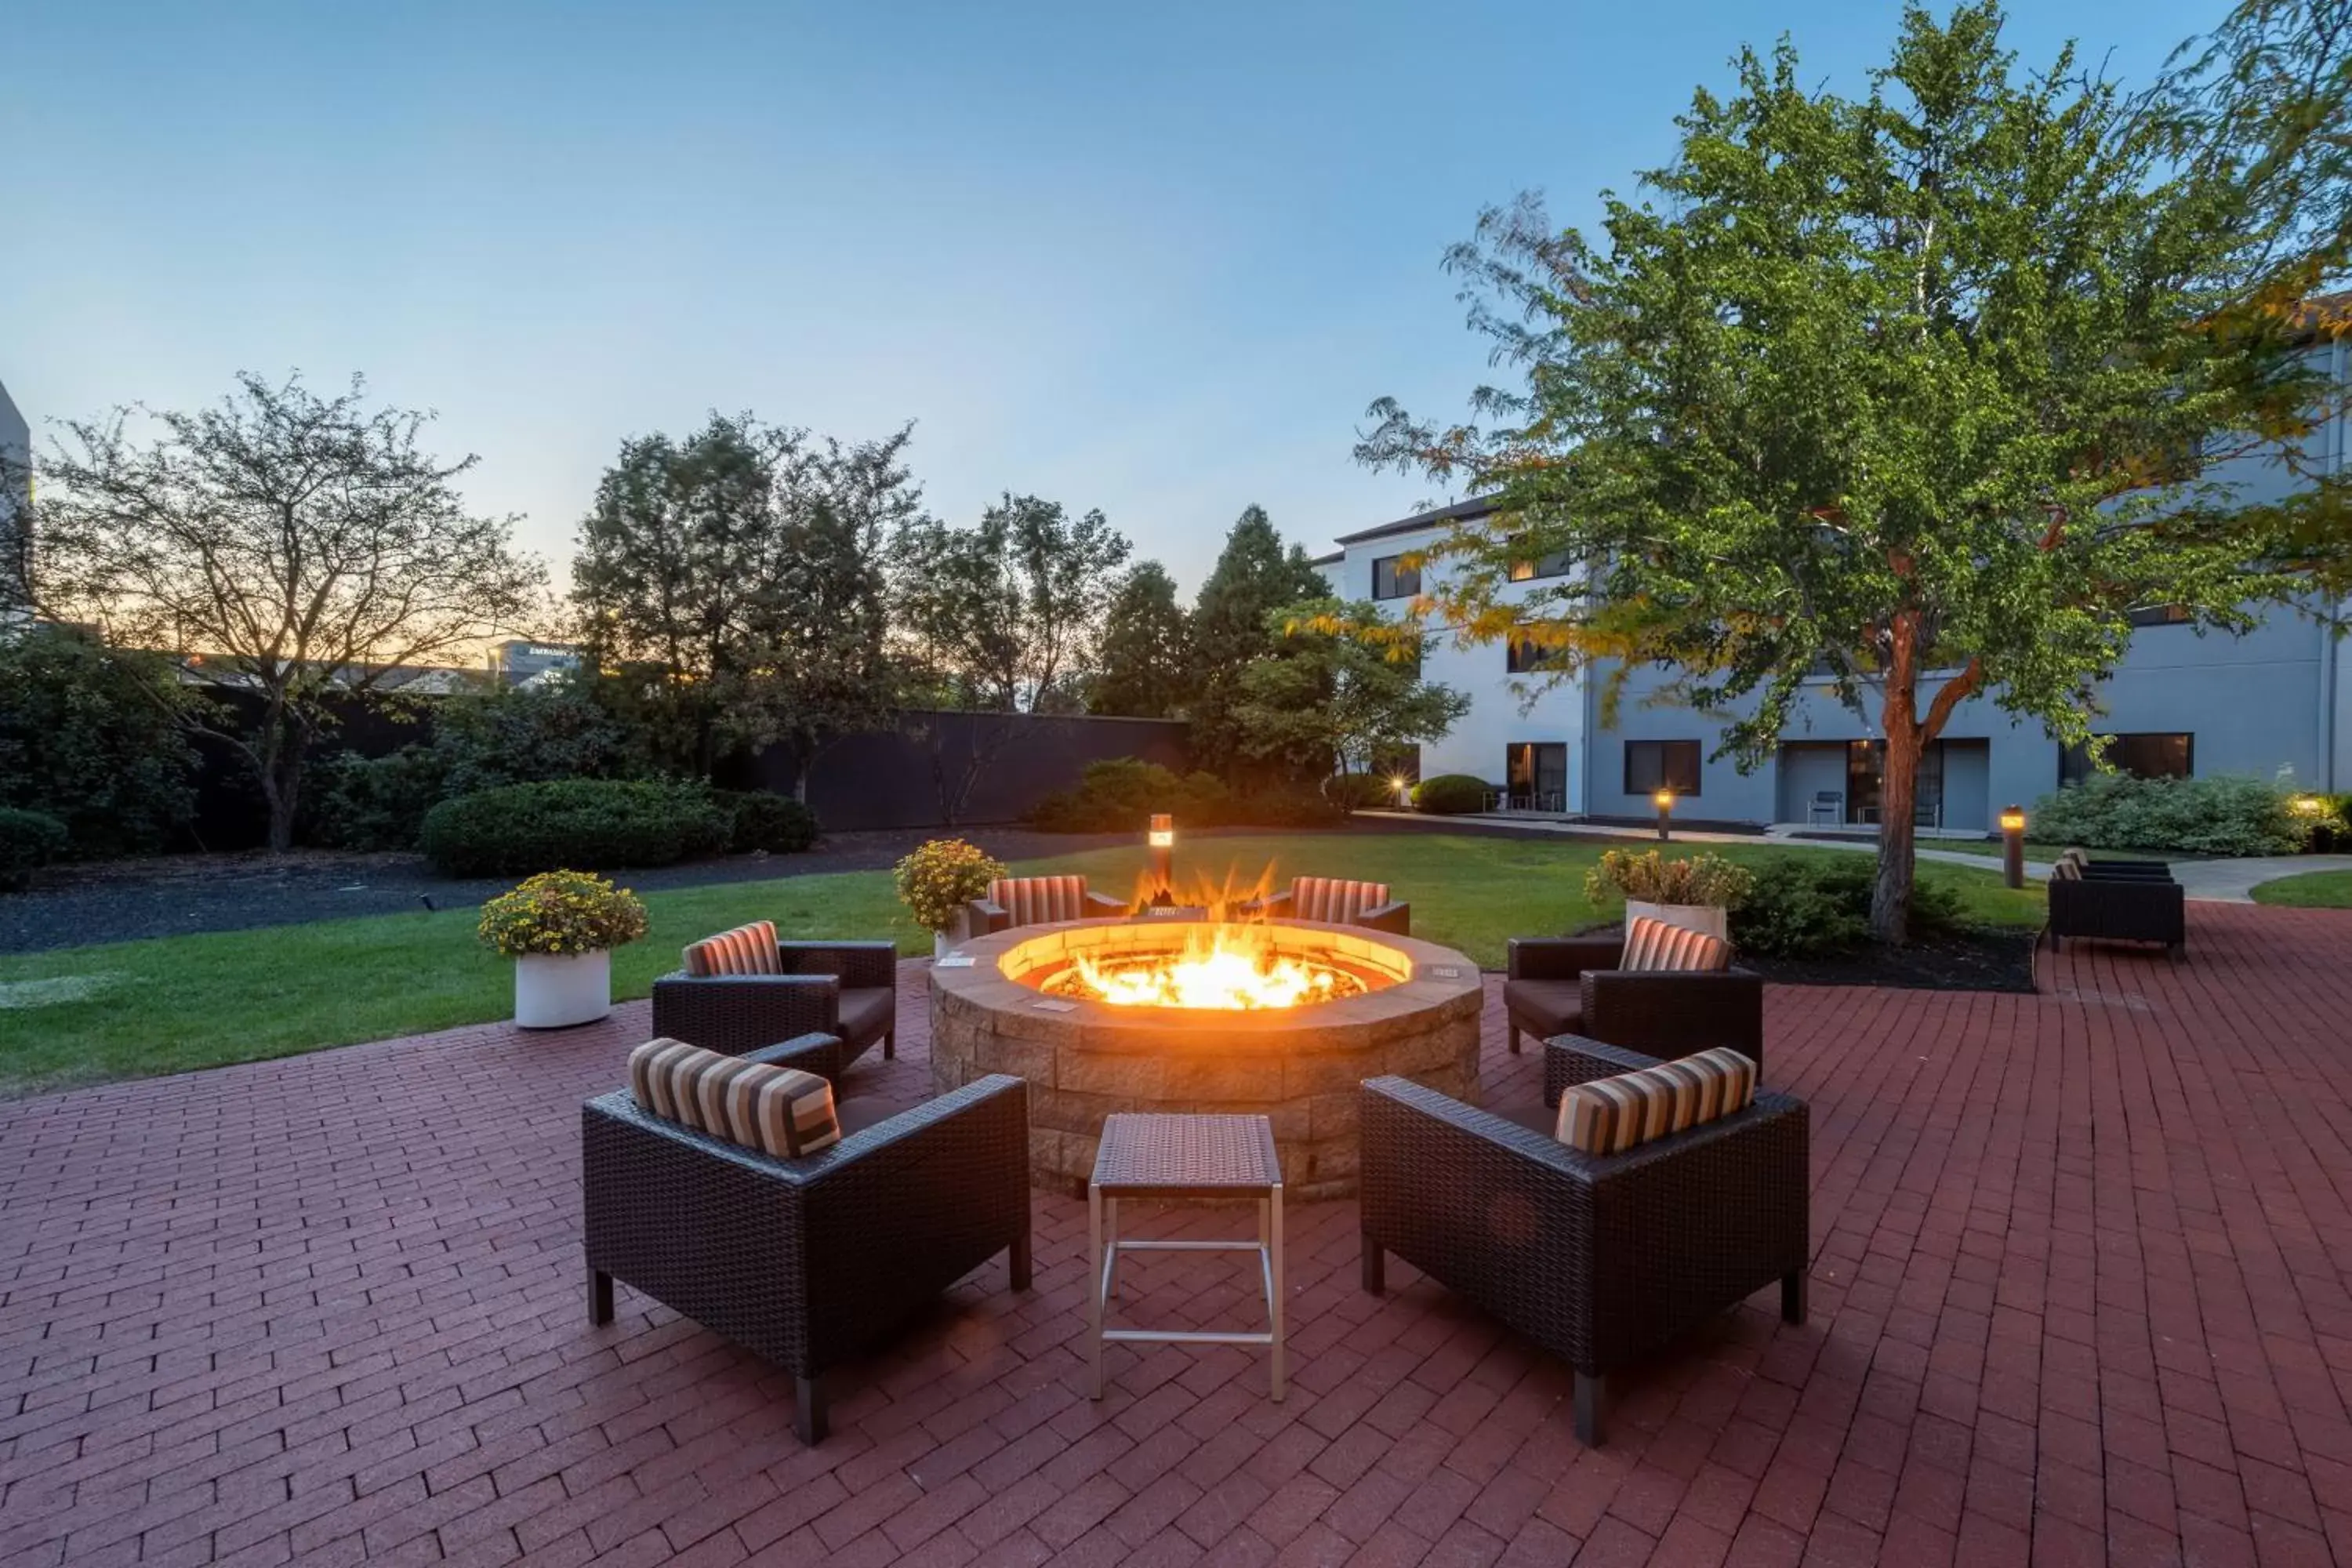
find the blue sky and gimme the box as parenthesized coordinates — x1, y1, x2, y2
(5, 0, 2217, 593)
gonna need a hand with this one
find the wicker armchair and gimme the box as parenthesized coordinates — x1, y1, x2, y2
(650, 938, 897, 1078)
(2047, 872, 2185, 953)
(965, 874, 1127, 937)
(1241, 877, 1410, 935)
(1359, 1040, 1809, 1446)
(583, 1043, 1032, 1444)
(1503, 935, 1763, 1081)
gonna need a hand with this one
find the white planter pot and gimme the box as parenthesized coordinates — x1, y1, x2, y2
(514, 949, 612, 1029)
(1625, 900, 1729, 943)
(934, 931, 956, 961)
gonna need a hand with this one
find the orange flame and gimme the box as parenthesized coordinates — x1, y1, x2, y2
(1051, 923, 1363, 1010)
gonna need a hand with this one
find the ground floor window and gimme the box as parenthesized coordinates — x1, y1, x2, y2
(2059, 732, 2193, 785)
(1846, 740, 1947, 826)
(1624, 739, 1701, 797)
(1504, 742, 1568, 812)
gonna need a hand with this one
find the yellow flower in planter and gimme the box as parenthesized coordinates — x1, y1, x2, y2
(478, 870, 650, 957)
(894, 839, 1007, 934)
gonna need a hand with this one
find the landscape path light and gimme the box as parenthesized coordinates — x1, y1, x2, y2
(1654, 787, 1675, 842)
(1147, 813, 1174, 906)
(1999, 804, 2027, 890)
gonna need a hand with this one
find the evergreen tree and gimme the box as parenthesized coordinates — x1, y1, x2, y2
(1189, 506, 1331, 772)
(1087, 561, 1190, 718)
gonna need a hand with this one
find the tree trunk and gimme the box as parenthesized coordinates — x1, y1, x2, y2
(1871, 720, 1922, 946)
(263, 743, 305, 855)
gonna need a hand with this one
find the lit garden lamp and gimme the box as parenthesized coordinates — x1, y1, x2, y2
(1653, 786, 1675, 842)
(1392, 775, 1412, 808)
(1146, 813, 1175, 908)
(1998, 804, 2027, 890)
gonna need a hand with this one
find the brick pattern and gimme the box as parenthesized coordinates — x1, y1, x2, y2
(4, 905, 2351, 1566)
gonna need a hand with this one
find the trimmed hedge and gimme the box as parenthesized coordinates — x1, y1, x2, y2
(1730, 857, 1962, 959)
(419, 780, 731, 877)
(1326, 772, 1401, 810)
(0, 808, 68, 892)
(1411, 774, 1493, 815)
(1028, 758, 1348, 832)
(717, 790, 821, 854)
(2027, 772, 2306, 857)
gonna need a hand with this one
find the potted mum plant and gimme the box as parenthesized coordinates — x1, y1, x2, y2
(478, 869, 650, 1028)
(1584, 850, 1754, 942)
(894, 838, 1007, 959)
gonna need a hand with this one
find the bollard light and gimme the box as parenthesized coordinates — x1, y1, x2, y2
(1392, 775, 1412, 807)
(1998, 804, 2027, 889)
(1654, 787, 1675, 842)
(1146, 813, 1174, 906)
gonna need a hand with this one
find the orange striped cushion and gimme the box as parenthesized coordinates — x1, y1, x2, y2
(682, 920, 780, 978)
(990, 876, 1089, 926)
(1292, 877, 1389, 924)
(1620, 915, 1730, 972)
(1555, 1046, 1757, 1155)
(626, 1037, 841, 1158)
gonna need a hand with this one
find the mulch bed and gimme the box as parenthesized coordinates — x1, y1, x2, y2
(1738, 926, 2040, 993)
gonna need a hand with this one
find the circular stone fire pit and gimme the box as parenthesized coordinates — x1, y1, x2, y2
(928, 919, 1485, 1198)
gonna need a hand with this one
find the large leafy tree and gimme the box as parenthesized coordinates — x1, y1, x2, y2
(1232, 598, 1471, 779)
(1189, 506, 1332, 773)
(1359, 1, 2352, 941)
(572, 415, 911, 789)
(1087, 561, 1191, 717)
(36, 373, 544, 851)
(891, 493, 1131, 713)
(0, 626, 202, 857)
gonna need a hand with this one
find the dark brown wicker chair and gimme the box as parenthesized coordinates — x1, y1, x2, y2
(1504, 935, 1763, 1080)
(583, 1042, 1032, 1444)
(2047, 872, 2185, 953)
(1241, 877, 1410, 935)
(1360, 1039, 1809, 1446)
(965, 875, 1127, 937)
(649, 938, 897, 1077)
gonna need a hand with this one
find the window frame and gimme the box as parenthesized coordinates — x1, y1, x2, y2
(2059, 731, 2194, 786)
(1507, 547, 1573, 583)
(1623, 739, 1702, 798)
(1371, 554, 1421, 601)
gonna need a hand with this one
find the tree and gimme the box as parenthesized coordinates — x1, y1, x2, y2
(1087, 561, 1191, 717)
(572, 415, 911, 792)
(1232, 598, 1471, 779)
(0, 625, 202, 856)
(1188, 506, 1331, 773)
(1358, 1, 2352, 942)
(35, 372, 544, 851)
(891, 494, 1131, 713)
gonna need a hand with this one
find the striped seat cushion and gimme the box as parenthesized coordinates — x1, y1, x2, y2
(989, 875, 1089, 927)
(1292, 877, 1389, 924)
(1555, 1046, 1758, 1155)
(682, 920, 781, 978)
(627, 1038, 843, 1159)
(1620, 914, 1731, 972)
(2051, 858, 2082, 881)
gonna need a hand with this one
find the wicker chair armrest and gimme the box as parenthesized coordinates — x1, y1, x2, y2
(1083, 891, 1129, 916)
(1357, 900, 1410, 936)
(1541, 1035, 1665, 1107)
(966, 898, 1010, 937)
(775, 940, 898, 989)
(1578, 967, 1765, 1070)
(650, 971, 842, 1056)
(1242, 889, 1294, 919)
(2082, 862, 2175, 880)
(742, 1032, 851, 1078)
(1507, 935, 1624, 982)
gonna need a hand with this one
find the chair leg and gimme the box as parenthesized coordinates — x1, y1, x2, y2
(1010, 1229, 1033, 1290)
(1781, 1270, 1807, 1326)
(1361, 1235, 1385, 1294)
(1573, 1371, 1603, 1446)
(587, 1266, 612, 1326)
(1508, 1024, 1521, 1054)
(883, 1029, 896, 1060)
(793, 1374, 828, 1445)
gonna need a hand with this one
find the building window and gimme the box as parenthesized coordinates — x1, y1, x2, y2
(2127, 604, 2193, 627)
(1505, 742, 1568, 812)
(1508, 547, 1573, 583)
(1624, 740, 1701, 798)
(1504, 633, 1562, 673)
(1372, 555, 1420, 601)
(2060, 732, 2193, 785)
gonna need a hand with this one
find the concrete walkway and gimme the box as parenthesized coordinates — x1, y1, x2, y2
(2165, 853, 2352, 903)
(1356, 809, 2057, 878)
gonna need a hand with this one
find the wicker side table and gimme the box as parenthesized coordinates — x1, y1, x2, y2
(1087, 1112, 1285, 1401)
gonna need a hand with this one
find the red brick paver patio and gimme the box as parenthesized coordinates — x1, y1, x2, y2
(5, 904, 2352, 1566)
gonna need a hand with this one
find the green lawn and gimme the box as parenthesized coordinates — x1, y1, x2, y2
(0, 833, 2044, 1097)
(2249, 869, 2352, 908)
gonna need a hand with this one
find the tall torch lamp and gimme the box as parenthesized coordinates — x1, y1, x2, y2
(1654, 787, 1675, 842)
(1998, 804, 2027, 890)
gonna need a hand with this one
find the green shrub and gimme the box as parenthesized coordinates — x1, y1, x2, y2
(1029, 760, 1229, 833)
(0, 808, 68, 892)
(1228, 785, 1349, 828)
(0, 630, 200, 858)
(419, 779, 730, 876)
(2296, 793, 2351, 852)
(1325, 772, 1400, 811)
(476, 870, 650, 956)
(717, 790, 820, 853)
(309, 746, 453, 851)
(1411, 774, 1493, 815)
(1731, 857, 1963, 959)
(2027, 772, 2304, 856)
